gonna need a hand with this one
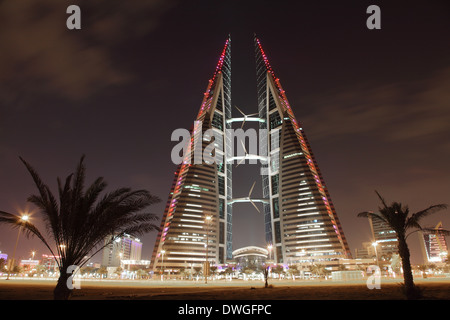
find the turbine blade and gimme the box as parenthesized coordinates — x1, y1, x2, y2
(249, 181, 256, 197)
(250, 199, 260, 213)
(235, 105, 245, 116)
(235, 140, 248, 168)
(241, 118, 246, 129)
(240, 140, 248, 154)
(235, 156, 245, 168)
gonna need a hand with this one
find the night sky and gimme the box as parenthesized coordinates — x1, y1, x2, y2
(1, 0, 449, 265)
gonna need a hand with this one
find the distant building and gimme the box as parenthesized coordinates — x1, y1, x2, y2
(19, 259, 40, 271)
(368, 214, 398, 258)
(420, 222, 448, 263)
(41, 254, 60, 272)
(85, 262, 101, 269)
(102, 234, 142, 267)
(354, 242, 376, 259)
(0, 251, 7, 261)
(121, 259, 151, 270)
(233, 246, 268, 270)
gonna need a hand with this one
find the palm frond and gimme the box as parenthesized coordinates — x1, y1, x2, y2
(57, 173, 74, 217)
(8, 156, 161, 275)
(405, 219, 422, 232)
(357, 210, 390, 225)
(72, 155, 86, 202)
(373, 191, 399, 227)
(406, 204, 448, 230)
(0, 210, 58, 266)
(20, 157, 61, 240)
(375, 190, 389, 209)
(83, 177, 107, 211)
(119, 221, 160, 237)
(0, 210, 25, 227)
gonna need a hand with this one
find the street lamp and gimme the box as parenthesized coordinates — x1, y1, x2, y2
(118, 252, 123, 269)
(205, 215, 212, 284)
(7, 214, 30, 280)
(161, 249, 165, 281)
(372, 241, 380, 269)
(267, 244, 273, 263)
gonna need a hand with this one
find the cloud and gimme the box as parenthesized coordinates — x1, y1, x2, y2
(297, 67, 450, 143)
(0, 0, 175, 103)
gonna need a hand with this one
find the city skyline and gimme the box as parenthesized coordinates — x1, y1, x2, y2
(1, 1, 450, 266)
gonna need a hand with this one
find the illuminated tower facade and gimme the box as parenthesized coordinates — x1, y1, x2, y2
(254, 36, 351, 264)
(102, 234, 143, 267)
(150, 36, 351, 274)
(368, 214, 398, 256)
(150, 37, 233, 273)
(420, 222, 449, 263)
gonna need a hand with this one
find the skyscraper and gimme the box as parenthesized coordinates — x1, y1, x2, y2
(150, 36, 351, 274)
(254, 37, 351, 264)
(368, 214, 398, 257)
(102, 234, 143, 267)
(150, 37, 232, 273)
(420, 222, 448, 263)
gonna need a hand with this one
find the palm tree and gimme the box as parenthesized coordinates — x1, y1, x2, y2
(358, 191, 448, 299)
(0, 156, 160, 300)
(193, 266, 202, 277)
(223, 266, 233, 280)
(136, 269, 147, 280)
(287, 265, 299, 279)
(97, 266, 108, 279)
(210, 265, 218, 280)
(417, 265, 428, 278)
(0, 258, 5, 271)
(114, 266, 124, 278)
(272, 265, 284, 279)
(263, 266, 270, 288)
(309, 264, 327, 278)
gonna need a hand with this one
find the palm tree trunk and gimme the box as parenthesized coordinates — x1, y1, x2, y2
(397, 235, 418, 299)
(264, 267, 269, 288)
(53, 267, 73, 300)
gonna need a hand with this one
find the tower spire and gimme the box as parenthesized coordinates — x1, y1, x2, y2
(255, 36, 352, 263)
(150, 36, 351, 275)
(150, 36, 233, 274)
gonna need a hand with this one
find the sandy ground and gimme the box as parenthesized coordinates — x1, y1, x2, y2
(0, 277, 449, 300)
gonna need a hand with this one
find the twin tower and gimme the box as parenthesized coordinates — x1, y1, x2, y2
(150, 36, 351, 273)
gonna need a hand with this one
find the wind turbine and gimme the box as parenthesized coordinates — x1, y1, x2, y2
(235, 139, 248, 168)
(235, 105, 258, 129)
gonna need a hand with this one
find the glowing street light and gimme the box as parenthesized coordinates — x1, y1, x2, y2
(161, 249, 166, 281)
(372, 241, 380, 269)
(59, 244, 67, 257)
(267, 244, 273, 263)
